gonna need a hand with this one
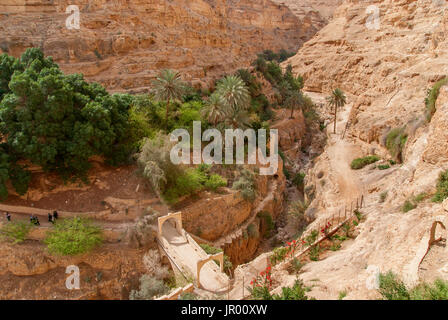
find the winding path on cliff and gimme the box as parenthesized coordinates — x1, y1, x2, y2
(306, 91, 364, 202)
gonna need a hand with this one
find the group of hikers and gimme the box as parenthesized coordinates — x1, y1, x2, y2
(4, 210, 59, 226)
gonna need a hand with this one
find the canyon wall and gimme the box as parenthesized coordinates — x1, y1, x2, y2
(0, 0, 318, 92)
(286, 0, 448, 146)
(272, 0, 343, 29)
(277, 0, 448, 299)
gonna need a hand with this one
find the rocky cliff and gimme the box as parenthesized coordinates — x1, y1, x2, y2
(277, 0, 448, 299)
(0, 0, 320, 92)
(272, 0, 342, 29)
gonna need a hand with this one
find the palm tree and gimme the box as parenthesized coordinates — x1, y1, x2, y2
(275, 80, 292, 105)
(202, 92, 226, 126)
(151, 69, 186, 128)
(215, 75, 251, 128)
(326, 88, 347, 134)
(285, 90, 304, 119)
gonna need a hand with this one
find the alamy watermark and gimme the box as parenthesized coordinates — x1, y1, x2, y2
(65, 5, 80, 30)
(65, 265, 80, 290)
(169, 121, 279, 176)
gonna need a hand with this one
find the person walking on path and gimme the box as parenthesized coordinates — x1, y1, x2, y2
(5, 212, 11, 222)
(48, 213, 54, 224)
(53, 210, 58, 220)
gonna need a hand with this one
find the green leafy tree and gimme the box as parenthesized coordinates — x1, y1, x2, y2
(0, 221, 33, 244)
(0, 49, 139, 198)
(326, 88, 347, 134)
(285, 90, 304, 119)
(151, 69, 186, 128)
(44, 217, 103, 255)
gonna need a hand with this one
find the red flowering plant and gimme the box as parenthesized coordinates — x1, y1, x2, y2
(285, 239, 301, 258)
(321, 221, 333, 238)
(249, 266, 273, 300)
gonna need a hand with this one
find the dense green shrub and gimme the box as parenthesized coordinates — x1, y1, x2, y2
(0, 221, 32, 244)
(0, 49, 145, 197)
(379, 271, 448, 300)
(385, 127, 408, 162)
(272, 280, 312, 300)
(204, 174, 227, 191)
(432, 169, 448, 203)
(377, 164, 391, 170)
(44, 217, 103, 256)
(350, 156, 380, 170)
(425, 77, 448, 121)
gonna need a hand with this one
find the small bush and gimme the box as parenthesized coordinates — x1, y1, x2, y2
(309, 244, 321, 261)
(379, 272, 448, 300)
(338, 290, 347, 300)
(378, 164, 391, 170)
(350, 156, 380, 170)
(354, 209, 364, 222)
(44, 217, 103, 256)
(432, 170, 448, 203)
(270, 247, 289, 265)
(379, 272, 410, 300)
(290, 258, 305, 274)
(413, 192, 428, 203)
(272, 280, 311, 300)
(385, 127, 408, 162)
(402, 200, 417, 213)
(379, 191, 388, 203)
(292, 172, 305, 188)
(304, 230, 319, 246)
(0, 221, 32, 244)
(425, 78, 448, 121)
(204, 174, 227, 192)
(199, 244, 233, 273)
(129, 275, 170, 300)
(247, 223, 259, 238)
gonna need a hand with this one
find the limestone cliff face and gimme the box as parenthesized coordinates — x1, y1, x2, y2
(0, 242, 147, 299)
(276, 0, 448, 299)
(0, 0, 317, 92)
(272, 0, 342, 29)
(286, 0, 448, 145)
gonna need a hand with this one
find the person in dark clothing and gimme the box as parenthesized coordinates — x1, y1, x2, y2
(53, 210, 58, 220)
(30, 214, 35, 224)
(5, 212, 11, 222)
(34, 216, 40, 226)
(48, 213, 54, 224)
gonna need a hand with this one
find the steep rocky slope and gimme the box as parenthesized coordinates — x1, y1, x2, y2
(0, 0, 318, 92)
(277, 0, 448, 299)
(272, 0, 342, 29)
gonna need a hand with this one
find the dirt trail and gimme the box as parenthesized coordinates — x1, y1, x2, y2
(306, 91, 364, 201)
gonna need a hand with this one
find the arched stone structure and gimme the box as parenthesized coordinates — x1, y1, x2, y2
(429, 221, 446, 246)
(158, 212, 183, 236)
(197, 252, 224, 289)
